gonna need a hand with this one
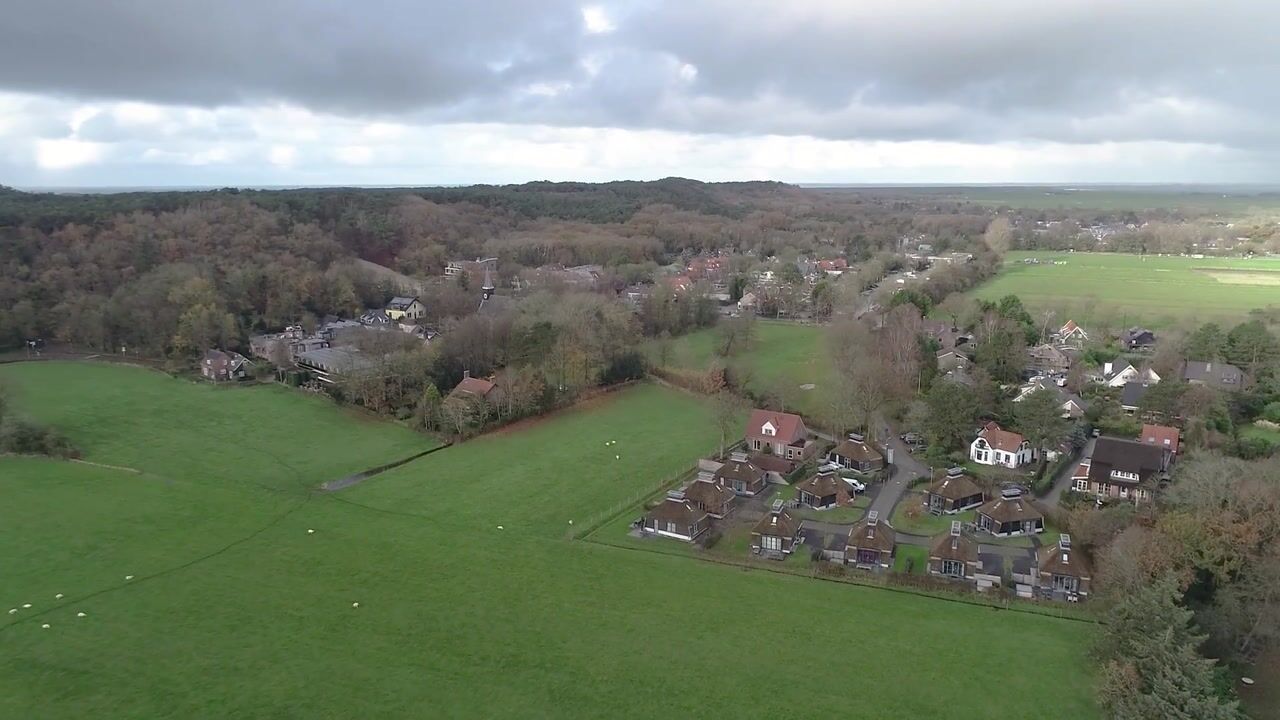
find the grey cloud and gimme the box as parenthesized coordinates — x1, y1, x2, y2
(2, 0, 1279, 150)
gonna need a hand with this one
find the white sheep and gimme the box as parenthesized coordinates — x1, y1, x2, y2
(307, 529, 315, 534)
(21, 603, 31, 609)
(55, 593, 63, 599)
(76, 612, 86, 618)
(352, 602, 360, 608)
(41, 624, 50, 629)
(124, 575, 134, 581)
(497, 525, 504, 530)
(7, 609, 15, 614)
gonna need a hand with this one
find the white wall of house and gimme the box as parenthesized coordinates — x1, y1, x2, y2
(969, 438, 1035, 468)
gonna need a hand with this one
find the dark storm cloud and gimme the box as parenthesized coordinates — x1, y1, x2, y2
(2, 0, 1278, 148)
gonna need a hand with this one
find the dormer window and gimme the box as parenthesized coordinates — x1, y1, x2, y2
(1110, 470, 1138, 482)
(761, 422, 776, 437)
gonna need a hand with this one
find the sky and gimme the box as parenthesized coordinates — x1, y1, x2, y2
(2, 0, 1278, 187)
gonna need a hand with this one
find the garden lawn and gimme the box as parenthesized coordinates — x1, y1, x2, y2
(1241, 423, 1280, 448)
(0, 363, 1098, 719)
(893, 545, 928, 574)
(971, 251, 1280, 327)
(891, 492, 976, 536)
(652, 320, 836, 422)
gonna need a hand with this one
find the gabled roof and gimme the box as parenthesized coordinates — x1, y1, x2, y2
(1139, 424, 1180, 454)
(387, 296, 420, 310)
(977, 496, 1043, 524)
(752, 507, 799, 539)
(1182, 360, 1244, 388)
(976, 422, 1026, 453)
(846, 517, 895, 553)
(451, 376, 496, 399)
(1120, 382, 1150, 409)
(745, 409, 806, 444)
(1058, 320, 1086, 338)
(1088, 437, 1164, 486)
(926, 472, 984, 502)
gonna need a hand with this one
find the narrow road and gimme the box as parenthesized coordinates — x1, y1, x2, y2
(1044, 438, 1094, 506)
(868, 421, 930, 520)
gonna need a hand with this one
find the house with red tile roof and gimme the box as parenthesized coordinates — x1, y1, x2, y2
(448, 370, 503, 405)
(1139, 424, 1180, 457)
(744, 409, 817, 466)
(969, 421, 1035, 468)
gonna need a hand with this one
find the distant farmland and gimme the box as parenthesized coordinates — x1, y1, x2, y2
(971, 252, 1280, 327)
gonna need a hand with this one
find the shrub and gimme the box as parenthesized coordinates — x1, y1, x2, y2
(1262, 401, 1280, 424)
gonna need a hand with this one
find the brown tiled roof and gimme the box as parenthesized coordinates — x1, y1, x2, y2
(745, 409, 806, 444)
(926, 473, 984, 502)
(452, 376, 496, 398)
(683, 480, 735, 512)
(830, 439, 882, 465)
(1139, 424, 1180, 455)
(645, 497, 707, 527)
(976, 496, 1043, 524)
(846, 518, 895, 553)
(796, 471, 847, 500)
(978, 422, 1025, 453)
(1037, 544, 1092, 580)
(929, 531, 978, 564)
(748, 452, 791, 474)
(715, 457, 766, 485)
(752, 508, 798, 539)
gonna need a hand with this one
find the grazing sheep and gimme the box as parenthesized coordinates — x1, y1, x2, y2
(22, 603, 31, 609)
(351, 602, 359, 608)
(124, 575, 134, 581)
(307, 529, 315, 534)
(55, 593, 63, 599)
(41, 624, 50, 629)
(76, 612, 86, 618)
(7, 609, 15, 614)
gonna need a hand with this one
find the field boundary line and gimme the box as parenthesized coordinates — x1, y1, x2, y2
(579, 533, 1100, 625)
(68, 458, 143, 474)
(320, 443, 452, 492)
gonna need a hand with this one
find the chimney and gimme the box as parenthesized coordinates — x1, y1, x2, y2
(848, 432, 864, 443)
(1000, 485, 1023, 500)
(1059, 534, 1071, 550)
(946, 466, 964, 478)
(666, 490, 685, 501)
(696, 470, 714, 483)
(463, 369, 471, 379)
(729, 451, 749, 463)
(950, 520, 962, 537)
(868, 510, 879, 527)
(771, 499, 784, 512)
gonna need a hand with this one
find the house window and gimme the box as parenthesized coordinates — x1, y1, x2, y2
(857, 549, 880, 565)
(942, 559, 964, 577)
(1110, 470, 1138, 482)
(1119, 486, 1128, 498)
(1073, 478, 1089, 492)
(665, 521, 677, 534)
(734, 480, 745, 492)
(761, 536, 782, 551)
(977, 514, 991, 531)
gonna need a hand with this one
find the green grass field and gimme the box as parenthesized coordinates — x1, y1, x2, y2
(930, 186, 1280, 214)
(0, 362, 1098, 718)
(653, 320, 836, 422)
(972, 251, 1280, 326)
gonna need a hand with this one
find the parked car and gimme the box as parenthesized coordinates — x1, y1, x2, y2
(900, 432, 922, 445)
(844, 477, 867, 493)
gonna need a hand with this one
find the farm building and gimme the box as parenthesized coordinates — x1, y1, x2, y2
(201, 349, 251, 382)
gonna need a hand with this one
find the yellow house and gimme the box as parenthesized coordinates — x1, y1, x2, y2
(385, 296, 426, 321)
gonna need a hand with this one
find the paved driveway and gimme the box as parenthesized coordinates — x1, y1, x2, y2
(1044, 438, 1095, 506)
(867, 420, 930, 519)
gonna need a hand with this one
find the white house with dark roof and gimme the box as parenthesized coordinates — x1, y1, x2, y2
(970, 422, 1036, 468)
